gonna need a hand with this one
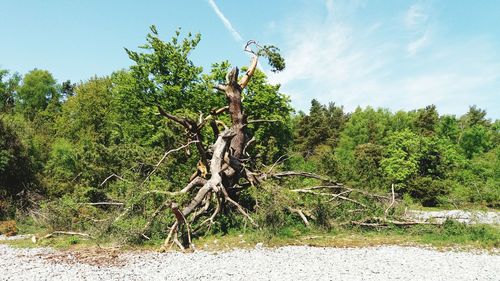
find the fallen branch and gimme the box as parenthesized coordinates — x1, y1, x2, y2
(287, 207, 310, 226)
(291, 188, 366, 207)
(140, 140, 199, 188)
(351, 217, 443, 227)
(384, 184, 396, 218)
(80, 202, 124, 206)
(42, 231, 93, 240)
(141, 200, 170, 239)
(268, 171, 332, 182)
(100, 173, 128, 187)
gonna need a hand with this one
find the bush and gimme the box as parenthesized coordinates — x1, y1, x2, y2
(407, 177, 450, 207)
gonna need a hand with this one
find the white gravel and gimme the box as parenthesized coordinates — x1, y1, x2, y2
(0, 244, 498, 281)
(406, 210, 500, 224)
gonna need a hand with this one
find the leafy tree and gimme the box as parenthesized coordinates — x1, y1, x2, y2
(353, 143, 384, 189)
(16, 69, 59, 119)
(333, 107, 391, 182)
(0, 69, 21, 112)
(0, 119, 37, 218)
(124, 26, 293, 163)
(380, 129, 420, 189)
(414, 105, 438, 136)
(244, 69, 293, 163)
(463, 105, 489, 128)
(389, 110, 415, 132)
(437, 114, 460, 143)
(60, 80, 76, 100)
(49, 77, 120, 189)
(295, 99, 347, 156)
(407, 177, 449, 207)
(125, 26, 203, 112)
(460, 125, 492, 159)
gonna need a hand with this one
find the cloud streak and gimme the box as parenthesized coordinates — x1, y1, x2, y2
(207, 0, 243, 42)
(268, 1, 500, 118)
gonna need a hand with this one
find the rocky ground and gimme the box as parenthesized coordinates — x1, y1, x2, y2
(0, 243, 498, 281)
(405, 210, 500, 224)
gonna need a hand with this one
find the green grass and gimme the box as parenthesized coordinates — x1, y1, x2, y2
(192, 222, 499, 252)
(2, 220, 498, 252)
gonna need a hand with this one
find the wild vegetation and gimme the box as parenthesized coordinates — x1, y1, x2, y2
(0, 26, 498, 249)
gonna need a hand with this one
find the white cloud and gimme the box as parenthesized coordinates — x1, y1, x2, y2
(206, 0, 243, 42)
(407, 31, 430, 56)
(405, 4, 428, 28)
(404, 3, 431, 56)
(267, 1, 500, 118)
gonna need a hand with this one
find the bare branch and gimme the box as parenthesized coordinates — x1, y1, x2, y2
(157, 105, 193, 130)
(213, 84, 227, 92)
(244, 40, 259, 55)
(287, 207, 310, 226)
(247, 119, 280, 124)
(266, 154, 289, 174)
(197, 106, 229, 130)
(42, 231, 93, 240)
(80, 202, 124, 206)
(141, 200, 169, 238)
(140, 140, 198, 188)
(220, 185, 257, 227)
(100, 173, 128, 187)
(291, 188, 366, 207)
(268, 171, 332, 182)
(351, 217, 442, 227)
(384, 184, 396, 218)
(243, 136, 255, 157)
(238, 55, 258, 89)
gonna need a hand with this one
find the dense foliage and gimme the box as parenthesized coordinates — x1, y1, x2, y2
(294, 102, 499, 208)
(0, 27, 497, 241)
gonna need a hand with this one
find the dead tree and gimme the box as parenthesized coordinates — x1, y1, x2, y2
(156, 41, 263, 250)
(119, 41, 404, 250)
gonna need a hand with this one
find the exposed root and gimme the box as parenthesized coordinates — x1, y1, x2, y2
(220, 186, 257, 227)
(195, 196, 222, 234)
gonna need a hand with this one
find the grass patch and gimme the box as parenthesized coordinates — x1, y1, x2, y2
(2, 221, 498, 252)
(192, 222, 499, 252)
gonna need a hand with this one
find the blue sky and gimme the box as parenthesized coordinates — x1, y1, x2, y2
(1, 0, 499, 118)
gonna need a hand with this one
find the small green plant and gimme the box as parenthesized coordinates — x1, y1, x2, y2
(68, 236, 80, 245)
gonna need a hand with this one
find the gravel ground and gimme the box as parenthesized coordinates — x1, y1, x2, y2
(0, 244, 498, 281)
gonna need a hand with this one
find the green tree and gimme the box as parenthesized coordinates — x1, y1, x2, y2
(244, 69, 293, 163)
(462, 105, 489, 128)
(16, 69, 58, 119)
(125, 26, 203, 112)
(333, 107, 391, 182)
(414, 105, 439, 136)
(295, 99, 347, 156)
(0, 69, 21, 112)
(353, 143, 384, 189)
(124, 26, 293, 163)
(0, 119, 37, 218)
(380, 129, 420, 188)
(437, 114, 460, 143)
(460, 125, 492, 159)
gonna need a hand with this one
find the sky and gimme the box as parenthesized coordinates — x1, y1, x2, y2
(1, 0, 499, 118)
